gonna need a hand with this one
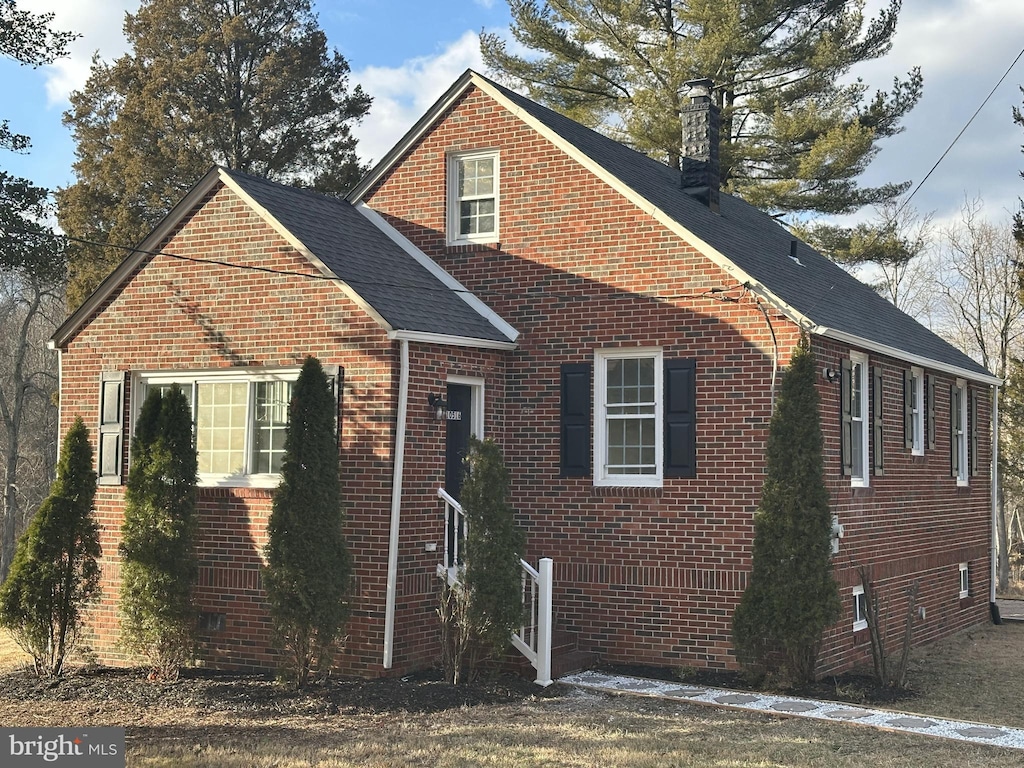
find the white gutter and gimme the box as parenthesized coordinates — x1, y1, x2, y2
(818, 327, 1003, 387)
(991, 385, 1000, 605)
(383, 339, 410, 668)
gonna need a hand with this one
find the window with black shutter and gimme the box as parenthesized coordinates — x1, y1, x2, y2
(664, 359, 696, 478)
(559, 363, 591, 477)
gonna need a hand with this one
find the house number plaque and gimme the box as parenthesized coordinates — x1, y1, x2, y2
(445, 410, 462, 421)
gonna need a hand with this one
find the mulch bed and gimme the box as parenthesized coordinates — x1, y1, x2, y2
(0, 663, 552, 718)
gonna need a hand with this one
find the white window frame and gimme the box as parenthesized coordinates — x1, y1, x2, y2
(955, 378, 968, 486)
(959, 562, 969, 599)
(909, 366, 924, 456)
(447, 150, 499, 244)
(132, 367, 305, 488)
(447, 374, 485, 440)
(850, 351, 869, 487)
(594, 348, 663, 488)
(852, 585, 868, 632)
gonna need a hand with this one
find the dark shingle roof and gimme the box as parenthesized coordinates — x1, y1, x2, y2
(479, 74, 993, 380)
(223, 169, 513, 345)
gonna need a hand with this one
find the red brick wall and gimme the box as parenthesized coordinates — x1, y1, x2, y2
(363, 84, 992, 675)
(59, 183, 412, 675)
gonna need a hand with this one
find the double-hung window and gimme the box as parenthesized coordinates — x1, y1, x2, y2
(842, 352, 870, 486)
(905, 366, 924, 455)
(448, 151, 498, 244)
(135, 368, 310, 487)
(594, 349, 662, 486)
(952, 379, 968, 485)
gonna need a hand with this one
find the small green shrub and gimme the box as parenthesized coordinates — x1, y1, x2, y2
(0, 417, 101, 677)
(119, 386, 198, 680)
(264, 357, 351, 689)
(732, 335, 840, 685)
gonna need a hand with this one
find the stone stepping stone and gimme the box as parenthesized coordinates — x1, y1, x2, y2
(825, 709, 872, 720)
(956, 726, 1006, 739)
(887, 717, 935, 729)
(615, 679, 659, 690)
(660, 687, 708, 698)
(771, 701, 819, 713)
(714, 694, 761, 705)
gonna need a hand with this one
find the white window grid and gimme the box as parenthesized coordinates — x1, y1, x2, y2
(850, 352, 869, 487)
(594, 348, 663, 487)
(134, 369, 301, 488)
(959, 562, 969, 599)
(955, 379, 968, 485)
(910, 366, 924, 455)
(448, 151, 499, 243)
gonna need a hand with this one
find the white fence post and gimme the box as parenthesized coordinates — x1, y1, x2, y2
(535, 557, 554, 686)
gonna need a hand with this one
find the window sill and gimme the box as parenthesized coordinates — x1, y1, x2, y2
(198, 474, 282, 490)
(445, 240, 501, 253)
(594, 485, 664, 498)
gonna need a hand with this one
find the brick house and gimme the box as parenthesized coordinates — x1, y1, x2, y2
(50, 70, 998, 680)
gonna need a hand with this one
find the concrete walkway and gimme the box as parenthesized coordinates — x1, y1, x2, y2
(561, 670, 1024, 751)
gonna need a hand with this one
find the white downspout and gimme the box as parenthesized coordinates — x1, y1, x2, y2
(383, 339, 410, 668)
(991, 385, 1000, 605)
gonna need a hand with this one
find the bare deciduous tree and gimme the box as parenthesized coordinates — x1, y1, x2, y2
(928, 197, 1024, 592)
(0, 269, 61, 581)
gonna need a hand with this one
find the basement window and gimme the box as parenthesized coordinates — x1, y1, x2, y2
(852, 585, 868, 632)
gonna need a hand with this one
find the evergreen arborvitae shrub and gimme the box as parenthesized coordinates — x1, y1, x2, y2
(441, 436, 525, 684)
(119, 386, 198, 679)
(732, 335, 840, 685)
(0, 417, 101, 677)
(264, 356, 351, 689)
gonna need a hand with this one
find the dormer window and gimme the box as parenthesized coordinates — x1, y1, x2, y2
(448, 151, 498, 244)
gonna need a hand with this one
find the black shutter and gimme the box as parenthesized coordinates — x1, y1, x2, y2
(903, 369, 913, 450)
(840, 358, 853, 476)
(872, 365, 884, 475)
(926, 375, 937, 451)
(950, 384, 960, 477)
(664, 359, 697, 478)
(98, 371, 125, 485)
(970, 388, 979, 478)
(560, 363, 591, 477)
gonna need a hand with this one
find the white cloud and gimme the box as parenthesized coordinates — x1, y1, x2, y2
(18, 0, 137, 105)
(351, 30, 485, 165)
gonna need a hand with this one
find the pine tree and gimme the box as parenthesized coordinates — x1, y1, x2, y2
(0, 417, 100, 677)
(264, 357, 350, 689)
(57, 0, 372, 309)
(119, 386, 198, 679)
(440, 437, 525, 684)
(482, 0, 920, 218)
(732, 336, 840, 684)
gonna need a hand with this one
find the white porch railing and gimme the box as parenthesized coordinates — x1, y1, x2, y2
(436, 486, 553, 686)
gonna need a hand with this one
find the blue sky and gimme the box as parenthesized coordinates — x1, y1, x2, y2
(3, 0, 1024, 229)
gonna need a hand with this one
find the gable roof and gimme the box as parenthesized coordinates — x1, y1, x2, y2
(351, 70, 996, 385)
(51, 166, 517, 350)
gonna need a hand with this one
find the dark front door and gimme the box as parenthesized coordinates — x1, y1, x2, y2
(445, 383, 472, 563)
(444, 383, 473, 500)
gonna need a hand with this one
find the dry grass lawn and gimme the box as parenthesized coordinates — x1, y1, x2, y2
(2, 621, 1023, 767)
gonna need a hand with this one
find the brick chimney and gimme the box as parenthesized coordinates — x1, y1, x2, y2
(680, 78, 720, 213)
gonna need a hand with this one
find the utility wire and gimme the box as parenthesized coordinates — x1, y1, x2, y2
(7, 225, 746, 305)
(894, 44, 1024, 221)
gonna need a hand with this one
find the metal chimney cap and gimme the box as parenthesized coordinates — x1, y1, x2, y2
(684, 78, 714, 99)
